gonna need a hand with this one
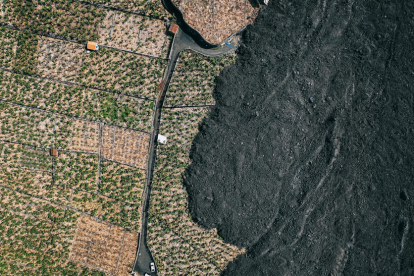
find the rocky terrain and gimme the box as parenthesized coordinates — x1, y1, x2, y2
(184, 0, 414, 275)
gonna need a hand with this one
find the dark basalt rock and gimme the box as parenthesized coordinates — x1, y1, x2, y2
(184, 0, 414, 275)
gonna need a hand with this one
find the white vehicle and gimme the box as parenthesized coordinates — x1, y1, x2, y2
(150, 262, 156, 272)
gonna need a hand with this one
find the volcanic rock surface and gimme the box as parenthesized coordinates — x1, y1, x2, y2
(184, 0, 414, 275)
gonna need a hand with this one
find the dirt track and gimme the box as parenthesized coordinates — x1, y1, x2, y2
(184, 1, 414, 275)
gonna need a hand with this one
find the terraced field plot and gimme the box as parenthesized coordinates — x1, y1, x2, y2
(99, 11, 169, 57)
(70, 215, 139, 276)
(102, 125, 150, 169)
(148, 106, 244, 275)
(0, 70, 155, 130)
(165, 50, 237, 107)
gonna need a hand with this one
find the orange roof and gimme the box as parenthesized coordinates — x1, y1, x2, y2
(169, 24, 179, 34)
(50, 149, 58, 156)
(87, 41, 98, 51)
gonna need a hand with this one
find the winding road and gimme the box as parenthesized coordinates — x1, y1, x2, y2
(132, 27, 237, 275)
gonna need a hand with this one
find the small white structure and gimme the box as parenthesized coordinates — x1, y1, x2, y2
(264, 0, 269, 5)
(157, 134, 167, 145)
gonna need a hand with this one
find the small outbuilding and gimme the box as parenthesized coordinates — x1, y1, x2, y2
(157, 134, 167, 145)
(87, 41, 99, 51)
(50, 149, 58, 156)
(168, 23, 179, 35)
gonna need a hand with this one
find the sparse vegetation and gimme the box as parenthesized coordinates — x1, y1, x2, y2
(166, 51, 237, 107)
(148, 107, 244, 275)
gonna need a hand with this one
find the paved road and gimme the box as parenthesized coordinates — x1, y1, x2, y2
(132, 27, 239, 275)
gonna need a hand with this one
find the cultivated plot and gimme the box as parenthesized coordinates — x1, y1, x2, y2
(100, 161, 146, 203)
(148, 107, 244, 275)
(36, 38, 166, 98)
(0, 142, 51, 171)
(99, 11, 167, 57)
(0, 70, 154, 131)
(0, 103, 55, 148)
(165, 50, 237, 107)
(70, 215, 139, 276)
(102, 125, 150, 169)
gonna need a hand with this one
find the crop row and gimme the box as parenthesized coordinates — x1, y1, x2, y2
(147, 107, 244, 275)
(0, 28, 167, 100)
(0, 70, 155, 130)
(165, 51, 237, 107)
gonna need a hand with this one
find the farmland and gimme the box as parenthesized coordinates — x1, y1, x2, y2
(1, 0, 171, 58)
(148, 105, 244, 275)
(0, 70, 155, 131)
(0, 0, 251, 274)
(0, 3, 160, 270)
(165, 50, 237, 107)
(70, 215, 138, 275)
(99, 11, 170, 57)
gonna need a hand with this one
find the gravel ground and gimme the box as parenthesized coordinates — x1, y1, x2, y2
(183, 0, 414, 275)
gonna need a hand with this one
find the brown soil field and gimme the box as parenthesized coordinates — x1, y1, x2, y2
(102, 126, 150, 169)
(99, 11, 168, 57)
(70, 215, 139, 275)
(176, 0, 259, 44)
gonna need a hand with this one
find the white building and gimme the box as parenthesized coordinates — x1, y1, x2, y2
(157, 134, 167, 145)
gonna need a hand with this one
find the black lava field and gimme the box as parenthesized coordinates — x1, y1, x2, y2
(183, 0, 414, 275)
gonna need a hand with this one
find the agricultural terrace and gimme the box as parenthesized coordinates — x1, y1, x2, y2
(165, 50, 237, 107)
(1, 0, 171, 57)
(70, 215, 138, 275)
(0, 70, 155, 131)
(0, 0, 171, 274)
(37, 37, 166, 98)
(99, 11, 171, 58)
(148, 107, 244, 275)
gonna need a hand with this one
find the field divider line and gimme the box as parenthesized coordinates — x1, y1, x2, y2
(100, 157, 147, 171)
(0, 99, 151, 135)
(99, 44, 169, 61)
(0, 138, 147, 172)
(75, 0, 168, 22)
(114, 229, 127, 275)
(97, 123, 103, 193)
(163, 104, 215, 109)
(0, 65, 156, 102)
